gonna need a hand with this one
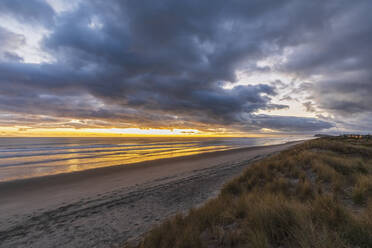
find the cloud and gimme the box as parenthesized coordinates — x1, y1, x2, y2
(0, 27, 25, 61)
(303, 102, 316, 113)
(0, 0, 55, 25)
(4, 0, 367, 133)
(281, 1, 372, 122)
(246, 114, 334, 132)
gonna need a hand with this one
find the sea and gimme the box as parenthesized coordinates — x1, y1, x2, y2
(0, 136, 312, 182)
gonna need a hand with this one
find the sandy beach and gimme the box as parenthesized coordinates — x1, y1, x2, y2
(0, 141, 302, 248)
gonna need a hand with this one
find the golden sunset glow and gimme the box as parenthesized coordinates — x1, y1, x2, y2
(0, 127, 197, 137)
(0, 126, 279, 137)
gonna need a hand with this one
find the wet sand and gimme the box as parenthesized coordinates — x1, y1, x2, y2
(0, 141, 302, 248)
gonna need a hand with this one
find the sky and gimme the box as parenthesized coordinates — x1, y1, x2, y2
(0, 0, 371, 136)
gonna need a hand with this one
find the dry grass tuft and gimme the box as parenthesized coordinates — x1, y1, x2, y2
(352, 174, 372, 205)
(127, 136, 372, 248)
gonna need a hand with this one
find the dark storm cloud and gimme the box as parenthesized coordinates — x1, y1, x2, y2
(0, 27, 25, 61)
(0, 0, 55, 25)
(313, 76, 372, 115)
(246, 115, 333, 132)
(282, 1, 372, 121)
(5, 0, 368, 132)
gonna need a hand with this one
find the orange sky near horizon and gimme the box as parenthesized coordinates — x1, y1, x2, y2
(0, 126, 280, 138)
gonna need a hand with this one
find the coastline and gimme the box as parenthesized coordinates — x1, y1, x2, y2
(0, 140, 304, 195)
(0, 140, 303, 248)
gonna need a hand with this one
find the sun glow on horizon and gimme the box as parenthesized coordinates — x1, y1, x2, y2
(0, 126, 276, 138)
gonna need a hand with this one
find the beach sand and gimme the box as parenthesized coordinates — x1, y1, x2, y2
(0, 141, 302, 248)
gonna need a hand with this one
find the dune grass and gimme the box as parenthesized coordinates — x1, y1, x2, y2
(127, 136, 372, 248)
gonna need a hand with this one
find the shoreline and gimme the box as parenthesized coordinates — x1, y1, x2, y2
(0, 140, 302, 187)
(0, 140, 303, 248)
